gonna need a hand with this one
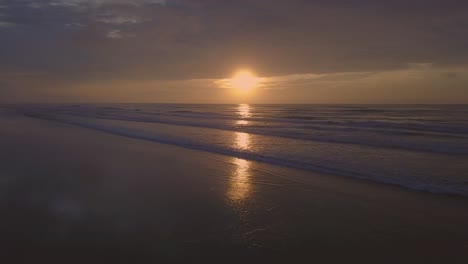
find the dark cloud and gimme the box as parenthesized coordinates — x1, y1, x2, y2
(1, 0, 468, 102)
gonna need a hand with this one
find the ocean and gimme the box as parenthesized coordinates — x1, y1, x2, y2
(13, 103, 468, 196)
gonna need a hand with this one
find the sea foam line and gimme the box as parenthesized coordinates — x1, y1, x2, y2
(21, 107, 468, 156)
(24, 112, 468, 197)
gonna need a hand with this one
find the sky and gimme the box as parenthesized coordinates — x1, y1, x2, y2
(1, 0, 468, 103)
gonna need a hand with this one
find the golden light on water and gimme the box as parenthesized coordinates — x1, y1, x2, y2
(235, 132, 250, 150)
(227, 157, 251, 202)
(227, 116, 252, 202)
(237, 103, 251, 117)
(236, 103, 251, 126)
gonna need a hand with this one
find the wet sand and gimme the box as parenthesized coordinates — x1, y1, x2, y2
(1, 111, 468, 263)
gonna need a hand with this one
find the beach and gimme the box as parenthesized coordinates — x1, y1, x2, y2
(1, 106, 468, 263)
(3, 0, 468, 262)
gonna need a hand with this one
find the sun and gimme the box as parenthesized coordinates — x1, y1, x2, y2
(230, 71, 259, 90)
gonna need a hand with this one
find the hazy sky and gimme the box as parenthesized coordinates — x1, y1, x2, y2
(1, 0, 468, 103)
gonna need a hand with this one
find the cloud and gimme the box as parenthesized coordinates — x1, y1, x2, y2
(45, 0, 167, 9)
(408, 63, 434, 69)
(2, 63, 468, 103)
(0, 21, 13, 27)
(214, 71, 376, 91)
(1, 0, 468, 103)
(96, 14, 147, 25)
(0, 1, 9, 27)
(106, 29, 135, 39)
(65, 22, 84, 27)
(1, 0, 163, 37)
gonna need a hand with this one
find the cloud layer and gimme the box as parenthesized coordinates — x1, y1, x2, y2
(1, 0, 468, 102)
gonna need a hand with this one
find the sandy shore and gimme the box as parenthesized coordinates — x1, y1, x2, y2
(1, 111, 468, 263)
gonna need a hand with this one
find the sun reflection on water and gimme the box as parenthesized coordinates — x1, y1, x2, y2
(227, 158, 251, 202)
(235, 132, 250, 150)
(236, 120, 249, 126)
(227, 130, 252, 202)
(236, 103, 251, 126)
(238, 104, 251, 118)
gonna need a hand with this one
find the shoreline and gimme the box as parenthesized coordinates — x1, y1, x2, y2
(21, 110, 468, 197)
(1, 112, 468, 262)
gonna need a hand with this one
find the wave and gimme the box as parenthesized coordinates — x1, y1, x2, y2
(23, 111, 468, 197)
(18, 105, 468, 156)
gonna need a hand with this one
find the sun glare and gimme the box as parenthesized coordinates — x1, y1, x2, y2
(231, 71, 259, 90)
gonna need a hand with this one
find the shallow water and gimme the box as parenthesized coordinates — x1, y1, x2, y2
(10, 103, 468, 196)
(2, 107, 468, 262)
